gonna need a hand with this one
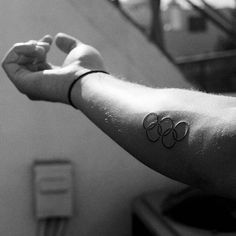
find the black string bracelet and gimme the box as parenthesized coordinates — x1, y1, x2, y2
(67, 70, 109, 109)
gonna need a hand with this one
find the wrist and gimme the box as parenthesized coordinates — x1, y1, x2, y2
(68, 70, 109, 109)
(46, 67, 91, 105)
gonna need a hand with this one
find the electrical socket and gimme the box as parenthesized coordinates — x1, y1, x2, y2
(33, 159, 74, 219)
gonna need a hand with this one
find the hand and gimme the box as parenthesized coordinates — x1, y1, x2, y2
(1, 33, 105, 104)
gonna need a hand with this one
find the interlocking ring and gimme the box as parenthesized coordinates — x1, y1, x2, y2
(158, 117, 174, 136)
(143, 113, 160, 142)
(143, 113, 158, 130)
(143, 113, 190, 149)
(173, 121, 189, 142)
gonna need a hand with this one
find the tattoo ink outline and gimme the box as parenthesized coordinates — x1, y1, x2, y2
(143, 113, 190, 149)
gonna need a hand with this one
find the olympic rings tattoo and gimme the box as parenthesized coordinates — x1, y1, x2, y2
(143, 113, 189, 149)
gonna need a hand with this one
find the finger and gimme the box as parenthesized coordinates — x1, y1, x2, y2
(26, 61, 52, 71)
(37, 42, 50, 53)
(2, 41, 45, 65)
(28, 40, 37, 45)
(15, 43, 45, 59)
(2, 43, 43, 78)
(55, 32, 81, 54)
(17, 44, 48, 65)
(25, 39, 50, 57)
(34, 43, 49, 62)
(19, 40, 52, 69)
(10, 43, 35, 59)
(4, 62, 31, 84)
(36, 62, 52, 71)
(19, 41, 47, 62)
(39, 34, 53, 45)
(19, 44, 45, 63)
(2, 43, 34, 73)
(38, 35, 53, 54)
(17, 55, 36, 65)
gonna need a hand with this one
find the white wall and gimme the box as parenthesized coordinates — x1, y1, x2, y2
(0, 0, 191, 235)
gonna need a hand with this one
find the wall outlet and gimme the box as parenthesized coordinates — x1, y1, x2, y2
(33, 159, 74, 219)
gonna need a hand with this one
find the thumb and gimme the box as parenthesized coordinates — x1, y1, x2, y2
(55, 32, 81, 54)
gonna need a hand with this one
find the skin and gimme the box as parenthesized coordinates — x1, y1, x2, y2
(2, 33, 236, 199)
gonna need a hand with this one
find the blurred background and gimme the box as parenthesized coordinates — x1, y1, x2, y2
(111, 0, 236, 93)
(0, 0, 236, 236)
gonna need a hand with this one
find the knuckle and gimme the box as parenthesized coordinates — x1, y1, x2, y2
(27, 40, 37, 45)
(15, 83, 24, 93)
(1, 59, 6, 69)
(13, 42, 23, 48)
(1, 58, 8, 71)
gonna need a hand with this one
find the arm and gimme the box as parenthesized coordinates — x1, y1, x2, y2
(2, 33, 236, 198)
(72, 73, 236, 198)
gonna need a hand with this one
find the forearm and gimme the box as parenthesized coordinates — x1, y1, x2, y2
(70, 73, 236, 197)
